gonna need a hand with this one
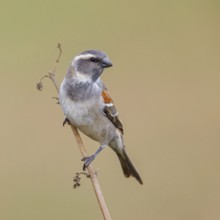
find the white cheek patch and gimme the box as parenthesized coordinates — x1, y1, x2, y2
(75, 71, 92, 83)
(70, 53, 99, 83)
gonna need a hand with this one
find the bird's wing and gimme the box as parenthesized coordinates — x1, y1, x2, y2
(101, 88, 124, 135)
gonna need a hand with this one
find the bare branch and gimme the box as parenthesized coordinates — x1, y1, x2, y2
(37, 44, 112, 220)
(56, 43, 62, 63)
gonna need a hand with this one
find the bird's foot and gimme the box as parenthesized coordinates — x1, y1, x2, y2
(63, 118, 71, 126)
(81, 155, 95, 170)
(81, 145, 105, 170)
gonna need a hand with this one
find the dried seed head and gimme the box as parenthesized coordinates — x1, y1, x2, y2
(36, 81, 43, 91)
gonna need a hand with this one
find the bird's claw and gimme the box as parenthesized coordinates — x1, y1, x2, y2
(81, 155, 95, 170)
(63, 118, 71, 126)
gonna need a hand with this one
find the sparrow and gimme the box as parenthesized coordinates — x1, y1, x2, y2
(59, 50, 143, 184)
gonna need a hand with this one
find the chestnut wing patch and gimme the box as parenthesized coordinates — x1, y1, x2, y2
(102, 89, 124, 134)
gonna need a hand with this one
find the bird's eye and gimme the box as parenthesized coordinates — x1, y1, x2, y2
(90, 57, 98, 62)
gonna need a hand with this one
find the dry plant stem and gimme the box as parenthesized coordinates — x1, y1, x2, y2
(49, 72, 112, 220)
(70, 126, 112, 220)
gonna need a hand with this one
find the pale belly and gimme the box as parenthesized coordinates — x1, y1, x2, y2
(60, 93, 116, 144)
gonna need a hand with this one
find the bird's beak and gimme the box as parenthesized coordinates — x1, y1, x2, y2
(102, 57, 113, 68)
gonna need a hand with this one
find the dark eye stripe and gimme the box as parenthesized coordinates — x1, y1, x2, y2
(90, 57, 99, 62)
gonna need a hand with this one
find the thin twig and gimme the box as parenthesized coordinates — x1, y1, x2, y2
(37, 44, 112, 220)
(69, 126, 111, 220)
(56, 43, 62, 63)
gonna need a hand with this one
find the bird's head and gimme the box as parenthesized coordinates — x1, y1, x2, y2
(71, 50, 113, 82)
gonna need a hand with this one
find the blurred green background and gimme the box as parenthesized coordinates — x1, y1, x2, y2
(1, 0, 220, 219)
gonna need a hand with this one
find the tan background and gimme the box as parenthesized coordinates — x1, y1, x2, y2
(1, 1, 220, 219)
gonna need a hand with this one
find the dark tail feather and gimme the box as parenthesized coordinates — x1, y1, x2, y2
(117, 149, 143, 185)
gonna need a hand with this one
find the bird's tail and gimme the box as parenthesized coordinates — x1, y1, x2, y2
(116, 149, 143, 184)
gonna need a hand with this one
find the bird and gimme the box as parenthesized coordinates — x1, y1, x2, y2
(59, 50, 143, 184)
